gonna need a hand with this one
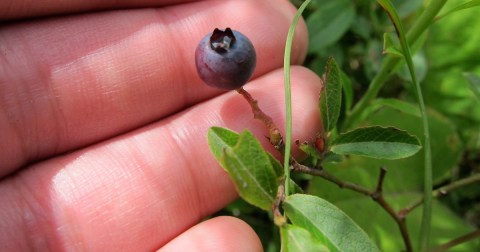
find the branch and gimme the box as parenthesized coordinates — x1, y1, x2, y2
(399, 173, 480, 217)
(292, 165, 413, 252)
(292, 162, 372, 196)
(431, 229, 480, 252)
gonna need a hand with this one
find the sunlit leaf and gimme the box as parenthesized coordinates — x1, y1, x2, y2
(207, 126, 240, 162)
(208, 128, 278, 210)
(281, 224, 330, 252)
(284, 194, 380, 252)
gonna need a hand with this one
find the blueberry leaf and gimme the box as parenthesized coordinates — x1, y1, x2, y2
(207, 126, 240, 161)
(331, 126, 421, 159)
(283, 194, 380, 252)
(208, 128, 278, 210)
(281, 224, 329, 252)
(320, 57, 343, 132)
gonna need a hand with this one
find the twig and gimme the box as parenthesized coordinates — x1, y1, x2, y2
(236, 88, 284, 151)
(371, 167, 413, 252)
(399, 173, 480, 217)
(292, 162, 372, 196)
(292, 165, 413, 252)
(430, 229, 480, 252)
(273, 181, 286, 226)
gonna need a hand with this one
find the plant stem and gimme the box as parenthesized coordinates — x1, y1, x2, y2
(292, 162, 372, 195)
(371, 168, 413, 252)
(283, 0, 311, 197)
(399, 173, 480, 217)
(292, 165, 413, 251)
(236, 88, 284, 151)
(430, 229, 480, 252)
(343, 0, 448, 130)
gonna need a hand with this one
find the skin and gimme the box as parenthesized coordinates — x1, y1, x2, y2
(0, 0, 322, 251)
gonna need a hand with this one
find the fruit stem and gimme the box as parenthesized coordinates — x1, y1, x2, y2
(236, 88, 284, 151)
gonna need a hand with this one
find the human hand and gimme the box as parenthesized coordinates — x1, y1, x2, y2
(0, 0, 321, 250)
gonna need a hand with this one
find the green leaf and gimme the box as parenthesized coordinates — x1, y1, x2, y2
(299, 142, 323, 166)
(281, 224, 330, 252)
(331, 126, 421, 159)
(320, 57, 343, 132)
(307, 0, 355, 53)
(207, 126, 240, 162)
(283, 194, 380, 252)
(383, 33, 403, 57)
(464, 72, 480, 102)
(222, 131, 278, 211)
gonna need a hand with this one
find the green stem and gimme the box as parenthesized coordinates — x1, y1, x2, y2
(343, 0, 448, 130)
(283, 0, 311, 197)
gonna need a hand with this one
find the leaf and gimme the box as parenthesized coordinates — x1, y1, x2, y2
(221, 131, 278, 210)
(283, 194, 380, 252)
(383, 32, 403, 57)
(463, 72, 480, 102)
(320, 57, 343, 132)
(307, 0, 355, 53)
(207, 126, 240, 162)
(281, 224, 330, 252)
(299, 142, 323, 166)
(331, 126, 421, 159)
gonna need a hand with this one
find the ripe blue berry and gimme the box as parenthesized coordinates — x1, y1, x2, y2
(195, 28, 256, 90)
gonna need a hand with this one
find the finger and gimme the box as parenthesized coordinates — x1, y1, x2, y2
(0, 66, 321, 251)
(0, 0, 194, 20)
(157, 216, 262, 252)
(0, 0, 308, 176)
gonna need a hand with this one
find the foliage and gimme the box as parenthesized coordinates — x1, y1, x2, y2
(209, 0, 480, 251)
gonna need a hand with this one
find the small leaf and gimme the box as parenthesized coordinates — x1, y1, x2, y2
(383, 32, 403, 57)
(281, 224, 330, 252)
(284, 194, 380, 252)
(463, 72, 480, 102)
(222, 131, 278, 210)
(299, 142, 323, 166)
(320, 57, 343, 132)
(207, 127, 240, 162)
(331, 126, 421, 159)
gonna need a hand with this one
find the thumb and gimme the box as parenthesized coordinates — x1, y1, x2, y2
(157, 216, 263, 252)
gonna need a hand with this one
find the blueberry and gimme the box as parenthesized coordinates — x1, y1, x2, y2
(195, 28, 256, 90)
